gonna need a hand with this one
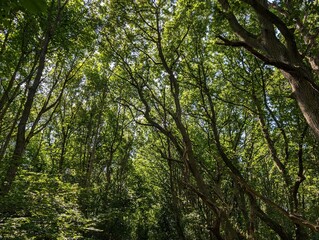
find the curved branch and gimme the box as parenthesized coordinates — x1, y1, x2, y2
(242, 0, 300, 60)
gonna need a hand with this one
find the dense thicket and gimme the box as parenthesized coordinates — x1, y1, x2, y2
(1, 0, 319, 239)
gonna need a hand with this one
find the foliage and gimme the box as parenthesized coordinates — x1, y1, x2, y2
(0, 0, 319, 239)
(0, 170, 86, 239)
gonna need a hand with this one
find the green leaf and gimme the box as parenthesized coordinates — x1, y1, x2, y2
(19, 0, 47, 14)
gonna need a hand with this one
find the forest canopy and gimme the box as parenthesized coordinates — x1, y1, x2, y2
(1, 0, 319, 239)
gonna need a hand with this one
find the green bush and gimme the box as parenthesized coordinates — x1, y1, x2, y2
(0, 170, 87, 239)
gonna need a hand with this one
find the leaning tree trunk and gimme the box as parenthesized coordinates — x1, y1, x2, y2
(282, 70, 319, 140)
(215, 0, 319, 234)
(0, 2, 64, 196)
(217, 0, 319, 141)
(0, 33, 50, 196)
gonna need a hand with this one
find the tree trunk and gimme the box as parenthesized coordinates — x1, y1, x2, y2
(0, 3, 62, 195)
(217, 0, 319, 141)
(282, 70, 319, 139)
(0, 56, 47, 195)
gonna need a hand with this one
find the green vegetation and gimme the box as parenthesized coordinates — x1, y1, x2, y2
(1, 0, 319, 239)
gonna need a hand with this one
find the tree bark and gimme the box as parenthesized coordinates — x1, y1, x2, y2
(0, 3, 63, 196)
(0, 34, 50, 195)
(282, 70, 319, 139)
(217, 0, 319, 140)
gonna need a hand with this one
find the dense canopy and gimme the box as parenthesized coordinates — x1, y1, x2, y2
(1, 0, 319, 239)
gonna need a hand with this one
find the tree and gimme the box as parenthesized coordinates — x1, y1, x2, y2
(0, 0, 96, 195)
(99, 0, 319, 238)
(1, 0, 319, 239)
(216, 0, 319, 140)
